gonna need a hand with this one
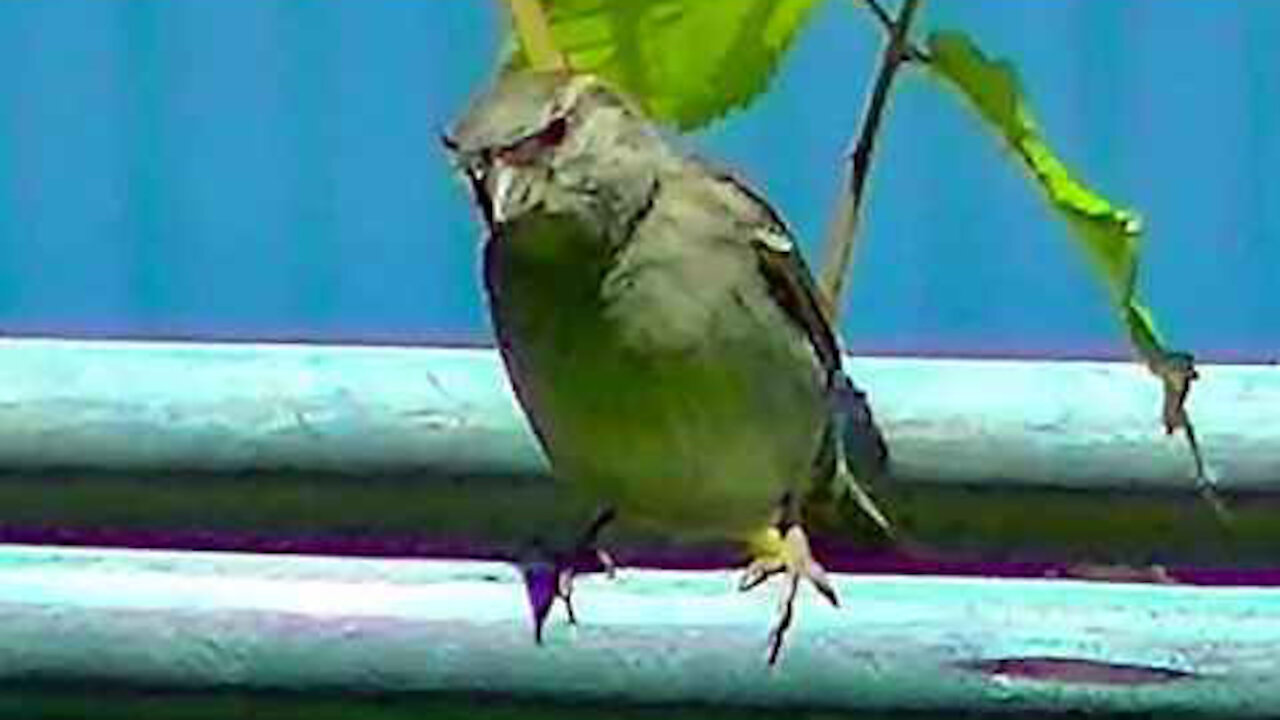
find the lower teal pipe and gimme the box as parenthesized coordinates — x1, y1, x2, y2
(0, 544, 1278, 716)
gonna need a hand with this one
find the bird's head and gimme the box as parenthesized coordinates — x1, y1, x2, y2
(445, 71, 663, 242)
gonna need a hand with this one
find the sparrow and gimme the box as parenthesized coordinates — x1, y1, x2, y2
(446, 70, 892, 663)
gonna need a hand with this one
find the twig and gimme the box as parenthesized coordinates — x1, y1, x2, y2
(860, 0, 895, 33)
(507, 0, 567, 72)
(818, 0, 925, 319)
(1184, 421, 1231, 523)
(1160, 358, 1231, 524)
(859, 1, 932, 63)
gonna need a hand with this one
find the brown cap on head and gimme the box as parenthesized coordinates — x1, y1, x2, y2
(448, 71, 592, 157)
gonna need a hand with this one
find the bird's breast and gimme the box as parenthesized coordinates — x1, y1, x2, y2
(484, 213, 827, 541)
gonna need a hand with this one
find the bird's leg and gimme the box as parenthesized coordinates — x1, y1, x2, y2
(525, 507, 618, 644)
(554, 507, 618, 626)
(738, 493, 838, 665)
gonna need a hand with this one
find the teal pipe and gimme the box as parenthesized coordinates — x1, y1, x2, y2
(0, 544, 1277, 716)
(0, 337, 1276, 564)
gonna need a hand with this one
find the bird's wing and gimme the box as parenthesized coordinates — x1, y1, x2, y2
(693, 161, 895, 536)
(693, 164, 843, 386)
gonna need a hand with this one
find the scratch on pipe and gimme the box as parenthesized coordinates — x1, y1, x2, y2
(1044, 562, 1178, 584)
(401, 408, 469, 431)
(291, 409, 323, 439)
(422, 370, 463, 406)
(961, 657, 1198, 685)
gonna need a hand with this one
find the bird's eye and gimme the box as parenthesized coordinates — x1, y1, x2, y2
(498, 116, 568, 165)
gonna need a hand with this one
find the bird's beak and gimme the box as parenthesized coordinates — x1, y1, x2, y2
(441, 133, 498, 230)
(441, 133, 532, 231)
(488, 162, 518, 225)
(467, 163, 497, 229)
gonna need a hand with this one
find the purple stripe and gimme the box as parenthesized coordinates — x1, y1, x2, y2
(2, 525, 1277, 586)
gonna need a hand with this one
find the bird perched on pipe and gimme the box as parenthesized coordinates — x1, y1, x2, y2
(446, 70, 893, 664)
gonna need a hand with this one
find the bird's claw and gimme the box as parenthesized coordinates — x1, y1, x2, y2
(740, 524, 838, 665)
(738, 556, 786, 592)
(527, 548, 613, 643)
(555, 566, 579, 627)
(552, 548, 618, 629)
(524, 510, 618, 643)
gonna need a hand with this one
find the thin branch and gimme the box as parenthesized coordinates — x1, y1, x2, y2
(847, 4, 1218, 531)
(858, 0, 932, 63)
(507, 0, 567, 72)
(860, 0, 895, 33)
(1184, 420, 1231, 524)
(1153, 355, 1231, 524)
(818, 0, 924, 320)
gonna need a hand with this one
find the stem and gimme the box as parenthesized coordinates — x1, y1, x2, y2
(861, 0, 932, 63)
(860, 0, 895, 33)
(507, 0, 567, 72)
(818, 0, 924, 320)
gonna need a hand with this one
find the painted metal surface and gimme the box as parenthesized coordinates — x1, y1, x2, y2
(0, 337, 1274, 487)
(0, 337, 1277, 567)
(0, 544, 1276, 716)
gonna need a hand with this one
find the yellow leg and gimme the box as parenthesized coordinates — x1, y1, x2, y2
(739, 522, 838, 665)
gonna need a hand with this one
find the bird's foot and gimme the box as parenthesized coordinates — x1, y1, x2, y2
(739, 523, 837, 665)
(522, 508, 617, 644)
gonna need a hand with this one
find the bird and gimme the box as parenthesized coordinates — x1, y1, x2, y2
(445, 69, 893, 664)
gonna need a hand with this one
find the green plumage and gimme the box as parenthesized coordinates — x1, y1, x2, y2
(450, 70, 893, 661)
(484, 197, 826, 541)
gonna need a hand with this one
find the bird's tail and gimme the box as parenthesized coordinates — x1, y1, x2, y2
(830, 371, 895, 538)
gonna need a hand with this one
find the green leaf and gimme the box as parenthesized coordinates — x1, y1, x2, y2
(925, 30, 1216, 501)
(505, 0, 827, 131)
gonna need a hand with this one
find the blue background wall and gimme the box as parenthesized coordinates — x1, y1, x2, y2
(0, 1, 1273, 361)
